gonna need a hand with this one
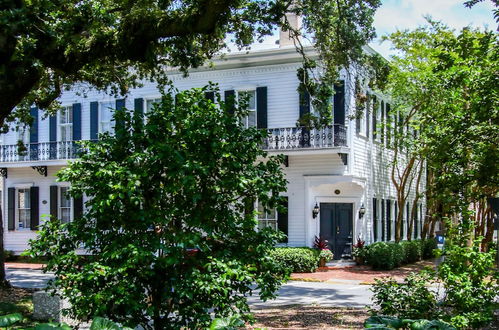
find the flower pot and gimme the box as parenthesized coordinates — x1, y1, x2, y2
(354, 256, 364, 265)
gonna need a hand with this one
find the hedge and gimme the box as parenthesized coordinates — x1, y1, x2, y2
(269, 247, 320, 273)
(365, 238, 438, 270)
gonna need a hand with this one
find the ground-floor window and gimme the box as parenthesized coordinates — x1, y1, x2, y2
(17, 188, 30, 229)
(257, 202, 277, 230)
(59, 186, 72, 223)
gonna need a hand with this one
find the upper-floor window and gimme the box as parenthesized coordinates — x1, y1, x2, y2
(17, 125, 29, 145)
(146, 98, 161, 114)
(17, 188, 30, 230)
(238, 90, 256, 128)
(257, 201, 277, 230)
(59, 186, 72, 223)
(59, 106, 73, 141)
(99, 101, 114, 134)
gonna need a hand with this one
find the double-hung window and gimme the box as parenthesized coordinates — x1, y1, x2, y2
(257, 202, 277, 230)
(17, 188, 30, 229)
(146, 98, 162, 114)
(59, 106, 73, 142)
(99, 101, 114, 133)
(238, 90, 256, 128)
(59, 186, 72, 223)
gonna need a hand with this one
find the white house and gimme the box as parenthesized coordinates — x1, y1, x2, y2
(0, 38, 424, 258)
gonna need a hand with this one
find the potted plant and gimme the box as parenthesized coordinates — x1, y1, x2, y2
(352, 237, 367, 265)
(314, 236, 334, 267)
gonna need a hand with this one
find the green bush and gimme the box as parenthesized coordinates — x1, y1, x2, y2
(400, 240, 422, 263)
(422, 238, 437, 259)
(269, 247, 320, 273)
(2, 250, 16, 261)
(369, 272, 439, 320)
(365, 242, 405, 270)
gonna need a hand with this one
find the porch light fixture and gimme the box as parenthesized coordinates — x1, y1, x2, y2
(359, 204, 366, 219)
(312, 203, 320, 219)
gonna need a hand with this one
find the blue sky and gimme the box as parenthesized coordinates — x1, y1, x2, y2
(371, 0, 497, 58)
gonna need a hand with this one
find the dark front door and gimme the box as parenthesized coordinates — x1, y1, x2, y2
(319, 203, 353, 260)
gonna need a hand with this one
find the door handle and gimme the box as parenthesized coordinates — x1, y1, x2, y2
(336, 226, 340, 234)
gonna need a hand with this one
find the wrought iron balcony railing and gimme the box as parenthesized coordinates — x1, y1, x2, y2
(263, 124, 347, 151)
(0, 125, 347, 163)
(0, 141, 82, 163)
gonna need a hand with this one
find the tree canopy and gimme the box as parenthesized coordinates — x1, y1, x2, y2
(0, 0, 383, 128)
(29, 87, 289, 329)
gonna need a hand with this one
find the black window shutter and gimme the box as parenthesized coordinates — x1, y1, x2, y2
(8, 188, 15, 230)
(30, 107, 39, 161)
(386, 103, 391, 147)
(50, 185, 58, 220)
(395, 201, 398, 238)
(373, 198, 378, 242)
(49, 115, 57, 142)
(72, 103, 82, 141)
(299, 89, 310, 119)
(366, 94, 370, 138)
(277, 197, 288, 243)
(134, 98, 144, 130)
(381, 199, 386, 241)
(115, 99, 126, 134)
(400, 202, 404, 237)
(333, 81, 345, 125)
(256, 87, 268, 129)
(30, 186, 39, 230)
(387, 200, 392, 241)
(224, 90, 235, 114)
(204, 92, 215, 102)
(90, 101, 99, 140)
(74, 196, 83, 220)
(406, 202, 410, 239)
(30, 107, 38, 143)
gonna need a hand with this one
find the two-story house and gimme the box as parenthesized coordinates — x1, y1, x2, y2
(0, 35, 424, 259)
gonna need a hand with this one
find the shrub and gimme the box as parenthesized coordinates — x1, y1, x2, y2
(365, 242, 405, 270)
(422, 238, 437, 259)
(269, 247, 320, 273)
(400, 240, 422, 263)
(369, 272, 439, 320)
(2, 250, 16, 261)
(318, 249, 333, 261)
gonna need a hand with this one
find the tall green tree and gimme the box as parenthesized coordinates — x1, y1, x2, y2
(29, 88, 289, 329)
(1, 0, 386, 286)
(382, 19, 499, 242)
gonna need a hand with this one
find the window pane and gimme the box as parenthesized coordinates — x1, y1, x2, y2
(101, 102, 114, 122)
(257, 202, 265, 219)
(146, 98, 161, 113)
(239, 91, 256, 110)
(247, 111, 257, 128)
(18, 189, 30, 208)
(60, 208, 71, 223)
(267, 207, 276, 219)
(60, 187, 70, 207)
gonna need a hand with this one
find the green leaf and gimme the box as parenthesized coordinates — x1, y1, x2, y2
(209, 315, 245, 330)
(90, 317, 124, 330)
(34, 323, 72, 330)
(0, 313, 23, 327)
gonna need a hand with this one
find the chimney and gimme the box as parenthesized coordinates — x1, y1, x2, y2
(279, 11, 302, 48)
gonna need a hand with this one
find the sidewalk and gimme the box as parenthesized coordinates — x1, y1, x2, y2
(6, 262, 45, 270)
(291, 259, 437, 284)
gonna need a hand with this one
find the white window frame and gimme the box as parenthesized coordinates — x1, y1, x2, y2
(99, 100, 115, 134)
(58, 105, 73, 142)
(144, 97, 162, 115)
(237, 89, 257, 129)
(58, 185, 73, 224)
(15, 186, 31, 231)
(257, 201, 278, 231)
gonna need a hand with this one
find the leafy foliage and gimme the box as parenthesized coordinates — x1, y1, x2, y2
(0, 313, 23, 327)
(318, 248, 333, 261)
(28, 87, 288, 329)
(364, 315, 455, 330)
(370, 273, 438, 320)
(269, 247, 320, 273)
(313, 236, 329, 250)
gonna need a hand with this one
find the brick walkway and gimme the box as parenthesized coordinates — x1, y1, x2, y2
(291, 259, 437, 283)
(5, 262, 45, 270)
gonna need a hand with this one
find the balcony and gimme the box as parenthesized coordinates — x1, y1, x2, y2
(0, 141, 81, 163)
(263, 124, 347, 151)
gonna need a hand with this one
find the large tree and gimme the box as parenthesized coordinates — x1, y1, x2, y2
(1, 0, 385, 286)
(29, 88, 289, 329)
(382, 19, 499, 243)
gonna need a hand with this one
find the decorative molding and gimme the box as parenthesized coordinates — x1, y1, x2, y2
(32, 166, 48, 177)
(0, 168, 7, 178)
(338, 153, 348, 166)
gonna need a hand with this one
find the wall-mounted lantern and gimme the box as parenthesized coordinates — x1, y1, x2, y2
(312, 203, 320, 219)
(359, 204, 366, 219)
